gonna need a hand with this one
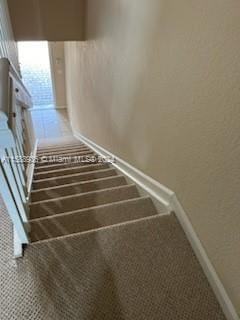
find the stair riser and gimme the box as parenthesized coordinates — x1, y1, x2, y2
(35, 151, 95, 167)
(34, 160, 99, 173)
(37, 146, 91, 157)
(34, 163, 109, 180)
(30, 197, 157, 242)
(32, 169, 118, 189)
(37, 143, 84, 153)
(35, 157, 96, 168)
(31, 176, 127, 202)
(30, 186, 139, 219)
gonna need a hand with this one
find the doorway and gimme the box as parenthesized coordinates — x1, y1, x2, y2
(18, 41, 55, 109)
(17, 41, 72, 139)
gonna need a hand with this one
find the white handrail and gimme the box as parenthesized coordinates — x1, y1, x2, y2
(0, 57, 36, 257)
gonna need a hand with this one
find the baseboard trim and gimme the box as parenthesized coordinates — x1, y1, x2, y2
(74, 130, 239, 320)
(171, 196, 239, 320)
(74, 131, 174, 214)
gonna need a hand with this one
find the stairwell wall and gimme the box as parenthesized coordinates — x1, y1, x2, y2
(0, 0, 19, 71)
(7, 0, 86, 41)
(65, 0, 240, 311)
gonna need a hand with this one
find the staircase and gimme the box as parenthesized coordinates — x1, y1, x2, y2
(21, 137, 226, 319)
(0, 59, 227, 319)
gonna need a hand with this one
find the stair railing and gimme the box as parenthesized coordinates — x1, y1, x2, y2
(0, 58, 36, 257)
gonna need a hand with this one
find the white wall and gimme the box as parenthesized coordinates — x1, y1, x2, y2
(49, 42, 67, 109)
(0, 0, 19, 70)
(65, 0, 240, 311)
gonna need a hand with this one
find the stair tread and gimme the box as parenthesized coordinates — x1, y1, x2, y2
(30, 183, 136, 206)
(36, 150, 95, 162)
(37, 143, 89, 152)
(33, 167, 117, 184)
(34, 163, 109, 179)
(32, 168, 118, 189)
(30, 175, 127, 202)
(37, 143, 84, 152)
(30, 211, 162, 244)
(30, 196, 156, 221)
(37, 148, 91, 158)
(30, 184, 139, 219)
(30, 196, 160, 242)
(34, 160, 99, 173)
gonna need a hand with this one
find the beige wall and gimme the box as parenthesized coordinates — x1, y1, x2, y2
(65, 0, 240, 311)
(7, 0, 85, 41)
(0, 0, 19, 70)
(49, 42, 67, 108)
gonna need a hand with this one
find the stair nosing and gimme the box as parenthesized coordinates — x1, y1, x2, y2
(30, 213, 168, 245)
(33, 167, 116, 184)
(30, 183, 137, 206)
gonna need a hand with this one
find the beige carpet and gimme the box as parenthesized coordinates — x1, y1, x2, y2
(0, 137, 226, 320)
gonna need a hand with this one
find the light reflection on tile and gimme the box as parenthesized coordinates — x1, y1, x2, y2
(31, 108, 72, 140)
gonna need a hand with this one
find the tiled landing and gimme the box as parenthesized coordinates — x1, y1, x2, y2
(31, 108, 72, 140)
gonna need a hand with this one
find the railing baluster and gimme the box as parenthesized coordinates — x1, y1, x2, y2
(0, 150, 29, 226)
(11, 147, 26, 189)
(0, 161, 29, 249)
(6, 148, 27, 204)
(0, 58, 35, 257)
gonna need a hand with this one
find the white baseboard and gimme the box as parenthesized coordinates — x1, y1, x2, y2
(74, 130, 239, 320)
(171, 196, 239, 320)
(74, 131, 173, 214)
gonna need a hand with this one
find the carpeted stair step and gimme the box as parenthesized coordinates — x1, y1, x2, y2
(30, 184, 139, 219)
(37, 143, 84, 153)
(31, 175, 128, 202)
(36, 150, 95, 163)
(30, 196, 159, 242)
(35, 152, 95, 168)
(37, 146, 91, 157)
(32, 168, 118, 189)
(26, 214, 226, 320)
(37, 142, 87, 151)
(34, 163, 110, 180)
(34, 158, 100, 173)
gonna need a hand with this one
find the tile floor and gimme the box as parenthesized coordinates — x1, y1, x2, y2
(31, 108, 72, 140)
